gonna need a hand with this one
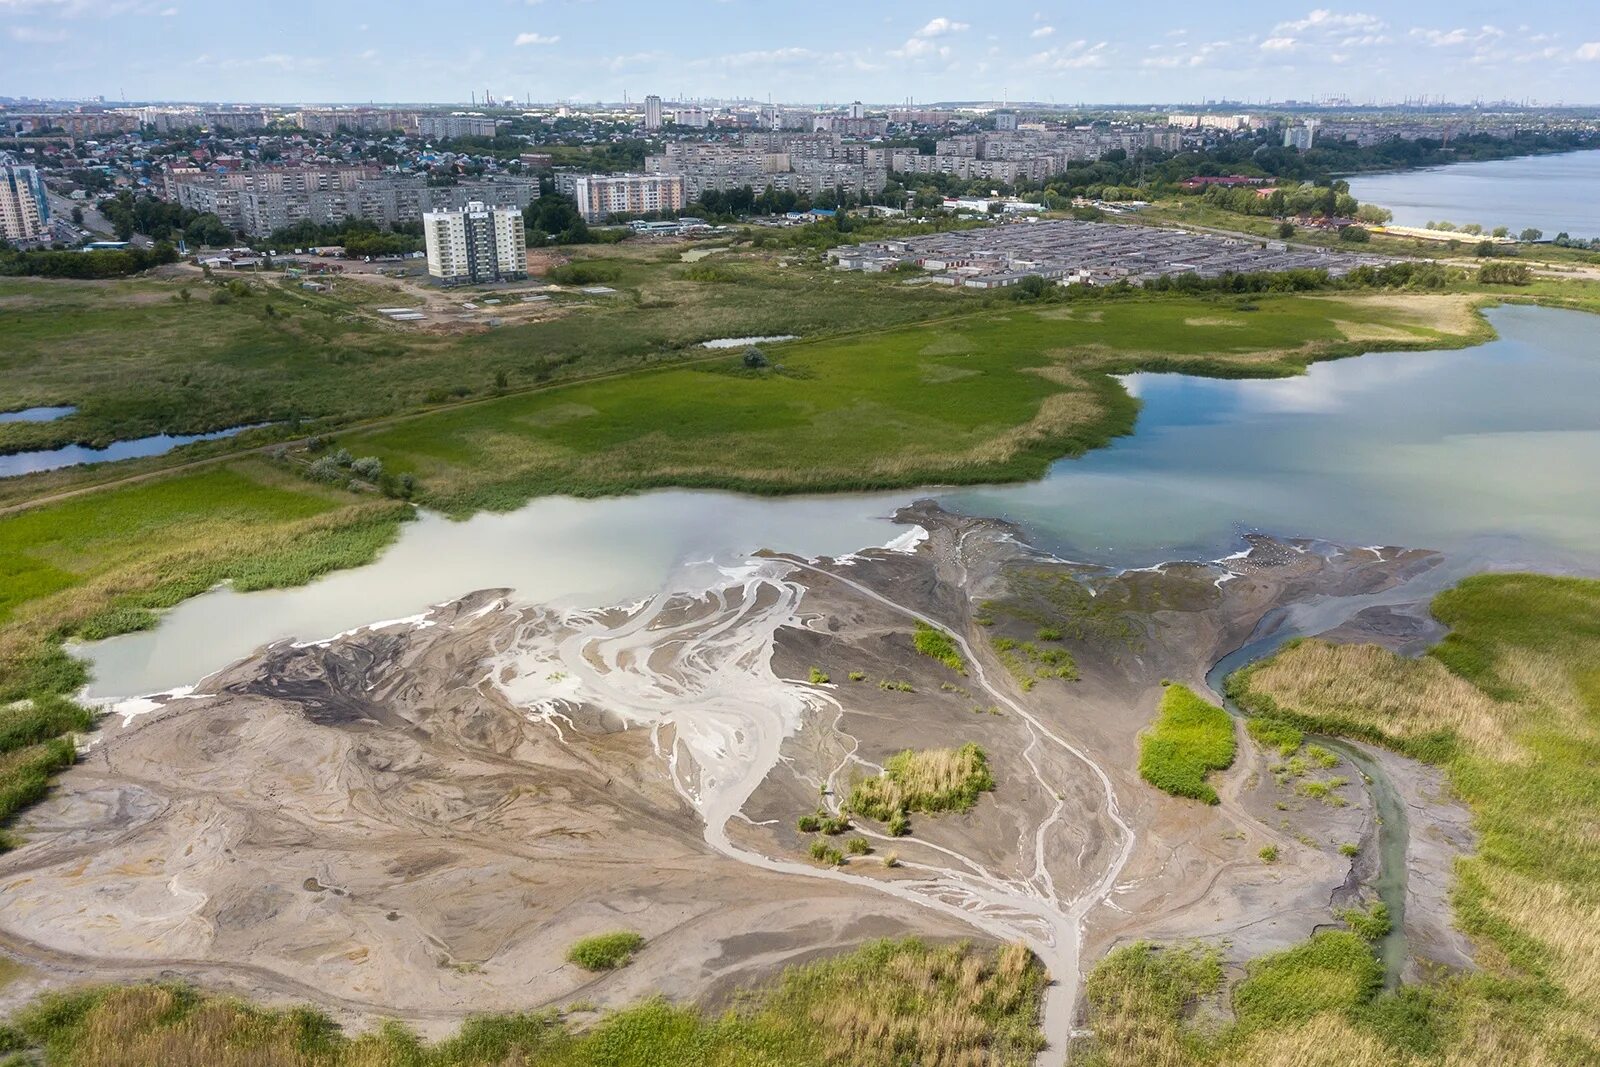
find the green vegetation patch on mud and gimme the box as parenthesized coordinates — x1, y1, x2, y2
(912, 622, 965, 673)
(1137, 684, 1236, 805)
(4, 938, 1045, 1067)
(565, 931, 645, 971)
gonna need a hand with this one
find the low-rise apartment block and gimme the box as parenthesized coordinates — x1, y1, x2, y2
(557, 172, 686, 222)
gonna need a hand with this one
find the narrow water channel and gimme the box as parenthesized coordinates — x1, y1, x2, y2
(1206, 629, 1410, 985)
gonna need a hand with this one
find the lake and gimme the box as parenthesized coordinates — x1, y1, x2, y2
(81, 304, 1600, 699)
(1348, 150, 1600, 240)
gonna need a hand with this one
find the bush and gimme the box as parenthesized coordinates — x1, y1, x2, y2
(350, 456, 383, 481)
(306, 456, 344, 483)
(847, 837, 871, 856)
(565, 931, 645, 971)
(1338, 225, 1371, 243)
(547, 261, 622, 286)
(1477, 261, 1532, 285)
(1259, 844, 1279, 863)
(808, 667, 829, 684)
(796, 814, 821, 833)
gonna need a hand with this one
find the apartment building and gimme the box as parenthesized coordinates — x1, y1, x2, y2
(1283, 122, 1319, 151)
(417, 114, 498, 140)
(298, 109, 418, 135)
(422, 200, 527, 284)
(170, 168, 538, 236)
(644, 95, 663, 132)
(558, 173, 686, 222)
(0, 162, 50, 242)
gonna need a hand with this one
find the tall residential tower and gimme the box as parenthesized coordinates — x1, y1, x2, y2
(422, 201, 527, 285)
(0, 162, 50, 243)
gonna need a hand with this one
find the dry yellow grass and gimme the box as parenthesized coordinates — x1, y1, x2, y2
(1232, 1013, 1404, 1067)
(1306, 292, 1483, 335)
(1242, 640, 1519, 757)
(849, 743, 995, 823)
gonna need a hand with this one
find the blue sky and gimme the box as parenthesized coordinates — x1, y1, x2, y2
(3, 1, 1599, 105)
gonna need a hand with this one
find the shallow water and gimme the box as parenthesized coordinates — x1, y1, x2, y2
(1348, 150, 1600, 239)
(0, 424, 263, 478)
(81, 304, 1600, 698)
(0, 405, 76, 424)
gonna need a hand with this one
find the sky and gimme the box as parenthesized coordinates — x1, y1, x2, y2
(2, 0, 1599, 106)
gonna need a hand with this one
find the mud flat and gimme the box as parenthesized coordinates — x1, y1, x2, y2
(0, 505, 1475, 1059)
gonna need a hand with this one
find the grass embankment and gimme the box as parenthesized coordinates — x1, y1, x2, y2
(328, 291, 1488, 514)
(0, 938, 1045, 1067)
(848, 744, 995, 837)
(1137, 684, 1236, 805)
(1081, 572, 1600, 1066)
(0, 461, 409, 849)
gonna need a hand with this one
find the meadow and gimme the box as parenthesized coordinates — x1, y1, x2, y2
(331, 290, 1485, 513)
(0, 250, 973, 459)
(0, 938, 1044, 1067)
(1083, 572, 1600, 1066)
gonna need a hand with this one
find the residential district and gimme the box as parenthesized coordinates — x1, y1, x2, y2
(2, 95, 1597, 285)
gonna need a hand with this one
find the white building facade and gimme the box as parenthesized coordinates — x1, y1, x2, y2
(422, 200, 527, 284)
(0, 163, 50, 243)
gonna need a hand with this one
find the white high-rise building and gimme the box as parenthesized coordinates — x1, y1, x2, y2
(422, 200, 527, 284)
(1283, 121, 1318, 151)
(644, 94, 663, 132)
(0, 163, 50, 243)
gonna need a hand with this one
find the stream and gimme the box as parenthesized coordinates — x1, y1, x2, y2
(1206, 619, 1410, 986)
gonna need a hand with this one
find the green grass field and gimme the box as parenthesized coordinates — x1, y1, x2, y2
(332, 291, 1483, 513)
(0, 250, 974, 458)
(1137, 684, 1237, 805)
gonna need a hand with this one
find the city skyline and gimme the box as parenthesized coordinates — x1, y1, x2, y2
(3, 1, 1600, 107)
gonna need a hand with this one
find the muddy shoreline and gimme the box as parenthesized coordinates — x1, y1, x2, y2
(0, 504, 1478, 1060)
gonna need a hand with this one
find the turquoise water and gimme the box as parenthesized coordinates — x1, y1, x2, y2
(944, 304, 1600, 568)
(1348, 150, 1600, 239)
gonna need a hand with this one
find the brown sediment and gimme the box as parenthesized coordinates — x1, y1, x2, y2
(0, 505, 1475, 1050)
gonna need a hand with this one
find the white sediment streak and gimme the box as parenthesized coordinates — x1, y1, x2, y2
(487, 548, 1129, 1067)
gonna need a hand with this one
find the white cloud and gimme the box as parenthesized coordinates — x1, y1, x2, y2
(914, 16, 968, 38)
(1578, 41, 1600, 61)
(514, 31, 559, 46)
(1030, 25, 1054, 39)
(1260, 36, 1297, 51)
(1027, 39, 1109, 70)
